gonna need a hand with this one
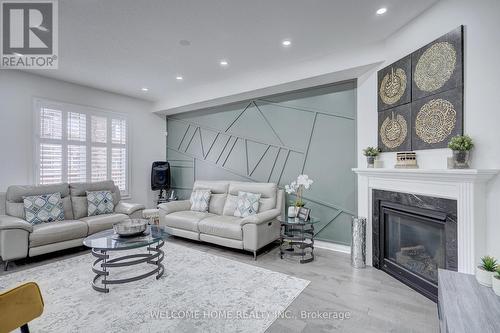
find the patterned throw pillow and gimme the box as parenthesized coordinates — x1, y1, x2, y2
(190, 190, 211, 212)
(23, 192, 65, 225)
(233, 191, 261, 218)
(87, 190, 114, 216)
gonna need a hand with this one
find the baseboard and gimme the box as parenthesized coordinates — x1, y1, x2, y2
(314, 240, 351, 254)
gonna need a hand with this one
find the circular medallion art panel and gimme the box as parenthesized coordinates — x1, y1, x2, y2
(414, 42, 457, 92)
(415, 99, 457, 144)
(379, 68, 407, 105)
(380, 112, 408, 149)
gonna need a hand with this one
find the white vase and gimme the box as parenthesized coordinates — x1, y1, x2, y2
(287, 206, 298, 218)
(493, 275, 500, 296)
(475, 266, 495, 287)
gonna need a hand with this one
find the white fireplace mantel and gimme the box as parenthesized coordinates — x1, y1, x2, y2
(353, 168, 499, 274)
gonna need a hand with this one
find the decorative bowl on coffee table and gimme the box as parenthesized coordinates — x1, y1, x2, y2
(113, 219, 148, 237)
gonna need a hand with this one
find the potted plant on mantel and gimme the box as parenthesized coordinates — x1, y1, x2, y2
(363, 147, 381, 168)
(285, 174, 313, 217)
(493, 267, 500, 296)
(476, 255, 497, 287)
(448, 135, 474, 169)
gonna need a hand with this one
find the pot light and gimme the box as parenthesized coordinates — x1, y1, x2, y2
(376, 7, 387, 15)
(219, 60, 228, 66)
(176, 76, 183, 80)
(282, 39, 291, 47)
(141, 87, 149, 92)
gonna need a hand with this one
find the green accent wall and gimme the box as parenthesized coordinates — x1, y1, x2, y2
(166, 81, 357, 246)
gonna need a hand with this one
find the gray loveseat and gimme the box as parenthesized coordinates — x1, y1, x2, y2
(159, 180, 284, 259)
(0, 181, 145, 270)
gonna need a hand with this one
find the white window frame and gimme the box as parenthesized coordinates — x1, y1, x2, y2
(33, 98, 131, 198)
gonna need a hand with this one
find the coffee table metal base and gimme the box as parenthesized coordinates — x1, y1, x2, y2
(91, 240, 165, 293)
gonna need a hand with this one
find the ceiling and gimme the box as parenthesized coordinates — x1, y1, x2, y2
(30, 0, 439, 107)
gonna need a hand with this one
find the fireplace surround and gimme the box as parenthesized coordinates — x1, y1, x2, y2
(372, 190, 457, 301)
(353, 168, 498, 275)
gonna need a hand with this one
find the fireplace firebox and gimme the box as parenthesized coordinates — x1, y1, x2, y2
(373, 190, 457, 302)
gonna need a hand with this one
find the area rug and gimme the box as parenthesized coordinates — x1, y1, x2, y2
(0, 243, 309, 333)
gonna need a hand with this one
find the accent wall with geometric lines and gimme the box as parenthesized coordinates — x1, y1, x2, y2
(166, 81, 357, 246)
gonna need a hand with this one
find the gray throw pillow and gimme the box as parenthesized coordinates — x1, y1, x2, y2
(190, 190, 211, 212)
(23, 192, 65, 225)
(233, 191, 261, 218)
(86, 190, 114, 216)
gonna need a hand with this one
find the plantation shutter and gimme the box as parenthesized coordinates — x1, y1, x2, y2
(35, 100, 129, 196)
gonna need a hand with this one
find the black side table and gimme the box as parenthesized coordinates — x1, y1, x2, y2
(278, 216, 320, 263)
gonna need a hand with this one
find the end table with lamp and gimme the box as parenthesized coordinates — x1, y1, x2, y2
(278, 215, 320, 263)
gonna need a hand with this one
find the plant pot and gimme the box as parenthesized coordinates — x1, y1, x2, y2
(366, 156, 375, 168)
(452, 150, 470, 169)
(493, 275, 500, 296)
(476, 266, 495, 287)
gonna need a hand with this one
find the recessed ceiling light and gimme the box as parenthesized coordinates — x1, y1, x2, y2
(176, 76, 183, 80)
(219, 60, 228, 66)
(141, 87, 149, 92)
(376, 7, 387, 15)
(282, 39, 292, 47)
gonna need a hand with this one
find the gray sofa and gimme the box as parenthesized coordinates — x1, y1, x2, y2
(159, 180, 284, 259)
(0, 181, 145, 270)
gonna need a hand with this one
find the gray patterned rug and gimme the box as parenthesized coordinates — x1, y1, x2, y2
(0, 243, 309, 333)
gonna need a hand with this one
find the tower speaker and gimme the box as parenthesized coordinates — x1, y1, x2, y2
(151, 161, 171, 191)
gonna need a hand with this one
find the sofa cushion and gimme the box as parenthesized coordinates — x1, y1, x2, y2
(80, 213, 129, 234)
(29, 220, 88, 247)
(193, 181, 229, 214)
(23, 192, 65, 225)
(223, 182, 277, 215)
(70, 181, 121, 219)
(86, 190, 114, 216)
(162, 211, 214, 232)
(190, 190, 211, 212)
(198, 215, 243, 240)
(193, 180, 229, 194)
(222, 195, 238, 216)
(208, 193, 226, 215)
(6, 183, 73, 219)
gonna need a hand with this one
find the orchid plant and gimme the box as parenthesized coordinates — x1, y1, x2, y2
(284, 174, 314, 207)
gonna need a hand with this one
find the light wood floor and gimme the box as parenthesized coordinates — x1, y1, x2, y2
(1, 237, 439, 333)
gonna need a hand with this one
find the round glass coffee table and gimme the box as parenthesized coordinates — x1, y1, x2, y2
(278, 216, 320, 263)
(83, 225, 169, 293)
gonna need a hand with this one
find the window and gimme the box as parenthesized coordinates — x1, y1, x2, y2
(34, 99, 129, 196)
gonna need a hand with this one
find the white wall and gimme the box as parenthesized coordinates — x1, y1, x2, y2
(0, 71, 165, 208)
(357, 0, 500, 258)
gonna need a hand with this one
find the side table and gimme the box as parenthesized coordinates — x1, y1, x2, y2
(278, 216, 320, 263)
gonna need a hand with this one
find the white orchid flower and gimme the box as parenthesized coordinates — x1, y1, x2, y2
(296, 174, 313, 188)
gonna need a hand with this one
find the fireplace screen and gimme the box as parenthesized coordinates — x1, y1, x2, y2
(385, 212, 445, 284)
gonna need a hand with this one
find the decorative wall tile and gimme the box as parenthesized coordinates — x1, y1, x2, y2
(411, 87, 463, 150)
(412, 26, 464, 101)
(378, 104, 412, 152)
(378, 55, 411, 111)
